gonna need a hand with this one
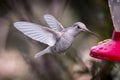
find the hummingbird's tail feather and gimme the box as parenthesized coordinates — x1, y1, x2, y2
(34, 47, 51, 58)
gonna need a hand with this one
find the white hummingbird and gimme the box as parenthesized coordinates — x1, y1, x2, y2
(14, 14, 96, 58)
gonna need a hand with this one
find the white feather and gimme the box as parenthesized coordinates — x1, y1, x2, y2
(14, 21, 58, 46)
(44, 14, 64, 31)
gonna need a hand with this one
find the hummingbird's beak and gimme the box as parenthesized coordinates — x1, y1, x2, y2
(85, 29, 100, 38)
(82, 28, 90, 32)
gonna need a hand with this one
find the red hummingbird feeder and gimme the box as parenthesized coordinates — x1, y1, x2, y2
(90, 0, 120, 62)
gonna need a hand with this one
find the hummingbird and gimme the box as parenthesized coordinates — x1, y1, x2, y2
(14, 14, 97, 58)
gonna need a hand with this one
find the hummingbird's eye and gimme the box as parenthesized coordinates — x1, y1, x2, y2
(77, 26, 80, 29)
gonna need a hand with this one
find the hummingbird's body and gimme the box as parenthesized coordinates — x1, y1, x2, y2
(51, 31, 74, 54)
(14, 14, 93, 58)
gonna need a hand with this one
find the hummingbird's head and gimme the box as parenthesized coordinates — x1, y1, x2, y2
(72, 22, 89, 32)
(72, 22, 100, 38)
(67, 22, 99, 37)
(67, 22, 89, 37)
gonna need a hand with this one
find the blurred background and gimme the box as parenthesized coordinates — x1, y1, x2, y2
(0, 0, 119, 80)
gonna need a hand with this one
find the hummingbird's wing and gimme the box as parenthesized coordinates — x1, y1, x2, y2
(44, 14, 64, 32)
(14, 21, 58, 46)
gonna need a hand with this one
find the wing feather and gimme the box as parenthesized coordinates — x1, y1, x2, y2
(14, 21, 58, 46)
(44, 14, 64, 31)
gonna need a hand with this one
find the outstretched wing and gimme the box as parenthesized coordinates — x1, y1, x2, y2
(14, 21, 58, 46)
(44, 14, 64, 32)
